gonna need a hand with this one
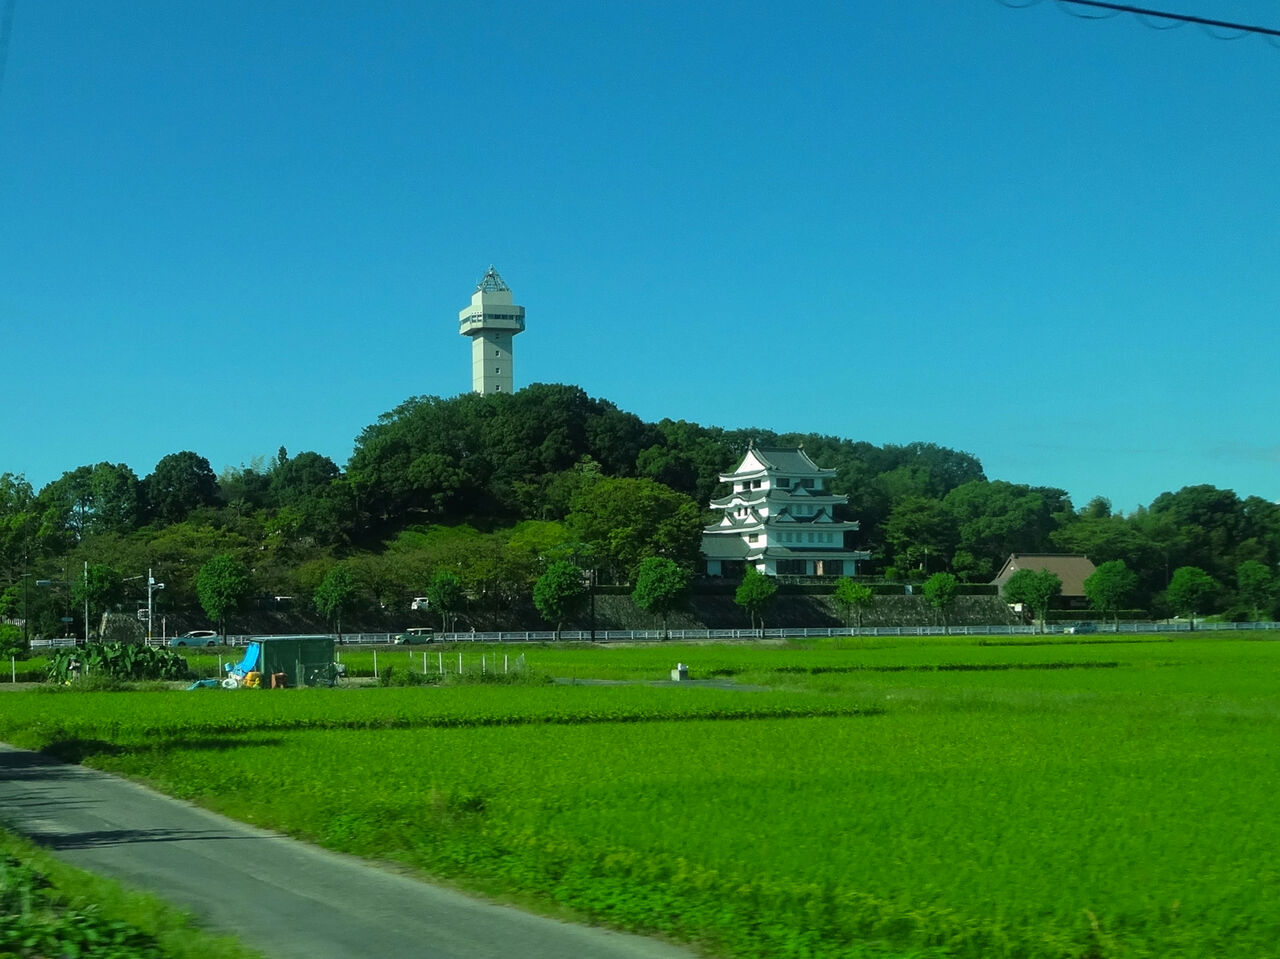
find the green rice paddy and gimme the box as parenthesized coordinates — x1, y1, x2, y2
(2, 634, 1278, 958)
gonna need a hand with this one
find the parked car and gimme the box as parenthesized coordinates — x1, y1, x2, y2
(170, 630, 220, 647)
(410, 597, 430, 611)
(1062, 623, 1097, 635)
(394, 627, 435, 644)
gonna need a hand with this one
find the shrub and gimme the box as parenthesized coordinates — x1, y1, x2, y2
(46, 644, 191, 684)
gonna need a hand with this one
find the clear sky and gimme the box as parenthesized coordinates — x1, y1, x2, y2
(2, 1, 1277, 514)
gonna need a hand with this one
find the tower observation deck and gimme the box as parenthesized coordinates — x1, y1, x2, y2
(458, 266, 525, 395)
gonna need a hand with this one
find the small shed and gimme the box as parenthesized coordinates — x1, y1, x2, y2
(243, 635, 335, 687)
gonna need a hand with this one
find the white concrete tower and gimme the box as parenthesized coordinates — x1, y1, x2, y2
(458, 266, 525, 395)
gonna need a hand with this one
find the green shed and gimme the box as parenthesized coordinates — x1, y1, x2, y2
(229, 635, 336, 688)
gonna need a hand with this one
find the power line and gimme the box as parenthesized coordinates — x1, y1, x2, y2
(999, 0, 1280, 41)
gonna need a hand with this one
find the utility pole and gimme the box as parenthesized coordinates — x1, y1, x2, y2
(83, 561, 89, 643)
(147, 568, 164, 645)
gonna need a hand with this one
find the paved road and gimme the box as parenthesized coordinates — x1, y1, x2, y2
(0, 744, 699, 959)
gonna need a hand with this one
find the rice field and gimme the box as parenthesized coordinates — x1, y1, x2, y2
(2, 634, 1278, 958)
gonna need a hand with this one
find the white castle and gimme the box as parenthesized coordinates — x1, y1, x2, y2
(702, 443, 870, 578)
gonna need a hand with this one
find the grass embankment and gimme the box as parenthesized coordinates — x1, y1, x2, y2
(0, 827, 263, 959)
(2, 634, 1279, 958)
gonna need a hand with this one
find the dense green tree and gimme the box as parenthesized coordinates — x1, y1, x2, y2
(87, 462, 144, 533)
(270, 451, 340, 505)
(568, 477, 703, 581)
(506, 520, 574, 564)
(1002, 568, 1062, 633)
(1083, 560, 1138, 626)
(949, 548, 993, 583)
(882, 496, 957, 575)
(196, 554, 252, 640)
(512, 457, 603, 522)
(631, 556, 691, 638)
(424, 569, 466, 632)
(944, 481, 1072, 571)
(69, 562, 124, 639)
(35, 464, 142, 543)
(146, 452, 219, 525)
(1165, 566, 1219, 628)
(832, 577, 874, 628)
(217, 458, 274, 512)
(735, 567, 778, 631)
(314, 564, 361, 642)
(1079, 496, 1113, 519)
(0, 473, 39, 590)
(636, 419, 737, 505)
(1139, 485, 1273, 589)
(532, 560, 588, 638)
(1051, 513, 1164, 605)
(1235, 560, 1275, 622)
(922, 572, 960, 633)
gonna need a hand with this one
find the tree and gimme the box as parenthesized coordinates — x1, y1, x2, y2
(1235, 560, 1275, 622)
(1083, 560, 1138, 626)
(922, 572, 960, 634)
(424, 569, 466, 632)
(0, 473, 39, 591)
(1002, 568, 1062, 633)
(146, 452, 219, 525)
(882, 496, 956, 575)
(1165, 566, 1218, 629)
(734, 567, 778, 631)
(314, 565, 360, 642)
(532, 560, 588, 639)
(70, 563, 124, 640)
(631, 556, 691, 639)
(944, 481, 1072, 571)
(568, 477, 704, 581)
(832, 578, 874, 629)
(196, 554, 252, 641)
(270, 451, 341, 506)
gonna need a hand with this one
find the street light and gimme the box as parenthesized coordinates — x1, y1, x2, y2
(147, 568, 164, 644)
(126, 569, 166, 645)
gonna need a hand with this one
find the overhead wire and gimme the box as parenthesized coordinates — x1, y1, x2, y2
(996, 0, 1280, 44)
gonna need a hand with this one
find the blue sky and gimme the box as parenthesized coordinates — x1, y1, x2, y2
(2, 1, 1277, 514)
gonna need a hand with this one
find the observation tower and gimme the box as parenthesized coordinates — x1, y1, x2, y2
(458, 267, 525, 395)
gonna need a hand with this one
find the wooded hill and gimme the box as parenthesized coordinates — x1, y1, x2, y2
(2, 383, 1277, 640)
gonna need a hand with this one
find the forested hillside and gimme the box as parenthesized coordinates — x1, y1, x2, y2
(2, 383, 1277, 641)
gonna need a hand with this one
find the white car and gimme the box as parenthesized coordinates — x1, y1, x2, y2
(410, 597, 430, 611)
(394, 627, 435, 644)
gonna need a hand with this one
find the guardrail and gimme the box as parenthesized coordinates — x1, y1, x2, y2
(227, 621, 1280, 645)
